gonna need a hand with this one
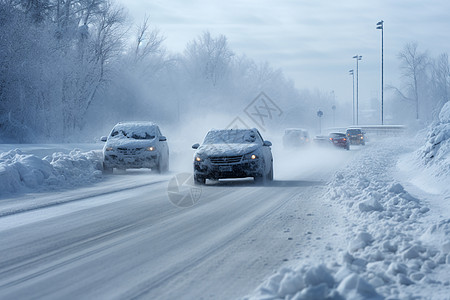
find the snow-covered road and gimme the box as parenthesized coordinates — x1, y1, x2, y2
(0, 146, 352, 299)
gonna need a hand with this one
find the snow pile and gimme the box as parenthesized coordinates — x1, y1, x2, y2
(418, 101, 450, 177)
(0, 149, 103, 195)
(245, 140, 450, 299)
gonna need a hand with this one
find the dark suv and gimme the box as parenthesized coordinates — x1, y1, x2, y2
(192, 128, 273, 184)
(346, 128, 365, 145)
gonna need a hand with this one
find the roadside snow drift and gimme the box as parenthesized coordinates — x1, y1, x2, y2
(418, 101, 450, 178)
(245, 139, 450, 299)
(0, 149, 103, 195)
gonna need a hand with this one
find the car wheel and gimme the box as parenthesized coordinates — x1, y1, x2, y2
(156, 158, 165, 174)
(163, 159, 169, 173)
(254, 175, 264, 184)
(194, 174, 206, 185)
(103, 162, 113, 174)
(157, 158, 169, 174)
(266, 163, 274, 181)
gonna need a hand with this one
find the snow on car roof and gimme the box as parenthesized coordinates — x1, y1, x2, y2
(284, 128, 307, 133)
(203, 128, 260, 144)
(110, 122, 159, 140)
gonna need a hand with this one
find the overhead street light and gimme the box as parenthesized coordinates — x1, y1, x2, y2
(377, 20, 384, 125)
(352, 55, 362, 125)
(349, 69, 354, 125)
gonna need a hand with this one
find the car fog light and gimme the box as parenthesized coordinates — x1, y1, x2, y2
(146, 146, 155, 151)
(195, 156, 202, 162)
(251, 154, 257, 160)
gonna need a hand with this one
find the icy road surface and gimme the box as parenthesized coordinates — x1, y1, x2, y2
(0, 146, 352, 299)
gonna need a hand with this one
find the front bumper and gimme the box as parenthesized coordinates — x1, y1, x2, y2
(104, 152, 159, 169)
(194, 159, 263, 180)
(348, 136, 364, 144)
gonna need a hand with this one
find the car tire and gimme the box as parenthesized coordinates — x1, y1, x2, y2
(254, 175, 264, 184)
(157, 158, 169, 174)
(163, 159, 169, 173)
(266, 163, 274, 181)
(156, 158, 165, 174)
(103, 162, 113, 174)
(194, 174, 206, 185)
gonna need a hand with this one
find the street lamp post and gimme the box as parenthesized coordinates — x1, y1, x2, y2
(317, 110, 323, 134)
(377, 20, 384, 125)
(353, 55, 362, 125)
(349, 69, 354, 125)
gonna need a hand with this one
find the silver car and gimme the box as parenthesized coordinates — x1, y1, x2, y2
(192, 128, 273, 184)
(101, 122, 169, 174)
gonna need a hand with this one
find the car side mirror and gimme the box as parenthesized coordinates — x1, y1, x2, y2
(192, 143, 200, 149)
(100, 136, 107, 142)
(159, 136, 167, 141)
(263, 140, 272, 147)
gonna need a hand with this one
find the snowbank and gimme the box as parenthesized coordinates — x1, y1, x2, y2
(0, 148, 103, 196)
(245, 139, 450, 299)
(418, 101, 450, 177)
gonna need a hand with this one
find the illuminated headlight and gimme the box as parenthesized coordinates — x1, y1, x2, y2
(244, 153, 258, 160)
(195, 156, 202, 162)
(146, 146, 155, 151)
(106, 147, 114, 151)
(361, 136, 364, 140)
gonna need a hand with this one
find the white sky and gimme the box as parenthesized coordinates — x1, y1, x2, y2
(117, 0, 450, 110)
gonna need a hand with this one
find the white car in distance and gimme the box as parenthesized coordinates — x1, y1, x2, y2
(101, 122, 169, 174)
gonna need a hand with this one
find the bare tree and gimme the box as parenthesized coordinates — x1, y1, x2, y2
(184, 31, 234, 86)
(430, 53, 450, 117)
(397, 42, 429, 119)
(133, 15, 165, 63)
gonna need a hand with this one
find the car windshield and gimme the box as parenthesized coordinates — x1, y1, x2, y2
(347, 129, 362, 134)
(110, 125, 157, 140)
(203, 130, 260, 144)
(330, 133, 345, 138)
(285, 130, 303, 137)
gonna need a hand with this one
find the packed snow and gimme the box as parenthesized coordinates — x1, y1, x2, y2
(244, 104, 450, 300)
(0, 148, 103, 196)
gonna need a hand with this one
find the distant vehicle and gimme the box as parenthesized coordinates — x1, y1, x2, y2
(283, 128, 310, 148)
(313, 135, 330, 146)
(192, 128, 273, 184)
(329, 132, 350, 150)
(101, 122, 169, 174)
(346, 128, 365, 145)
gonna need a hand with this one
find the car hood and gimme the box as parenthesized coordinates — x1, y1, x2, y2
(105, 138, 156, 149)
(196, 143, 260, 157)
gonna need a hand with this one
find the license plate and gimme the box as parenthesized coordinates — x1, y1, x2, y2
(124, 157, 135, 163)
(219, 166, 232, 172)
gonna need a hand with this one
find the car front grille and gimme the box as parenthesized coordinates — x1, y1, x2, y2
(117, 147, 143, 155)
(210, 155, 243, 165)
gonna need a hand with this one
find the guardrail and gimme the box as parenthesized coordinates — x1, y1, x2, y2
(326, 125, 406, 136)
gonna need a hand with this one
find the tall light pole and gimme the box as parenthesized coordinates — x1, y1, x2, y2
(377, 20, 384, 125)
(353, 55, 362, 125)
(349, 69, 354, 125)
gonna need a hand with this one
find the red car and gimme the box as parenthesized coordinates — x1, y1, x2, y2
(329, 132, 350, 150)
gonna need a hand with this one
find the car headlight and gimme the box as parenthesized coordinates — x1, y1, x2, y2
(244, 153, 258, 160)
(146, 146, 155, 151)
(106, 147, 114, 151)
(195, 156, 202, 162)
